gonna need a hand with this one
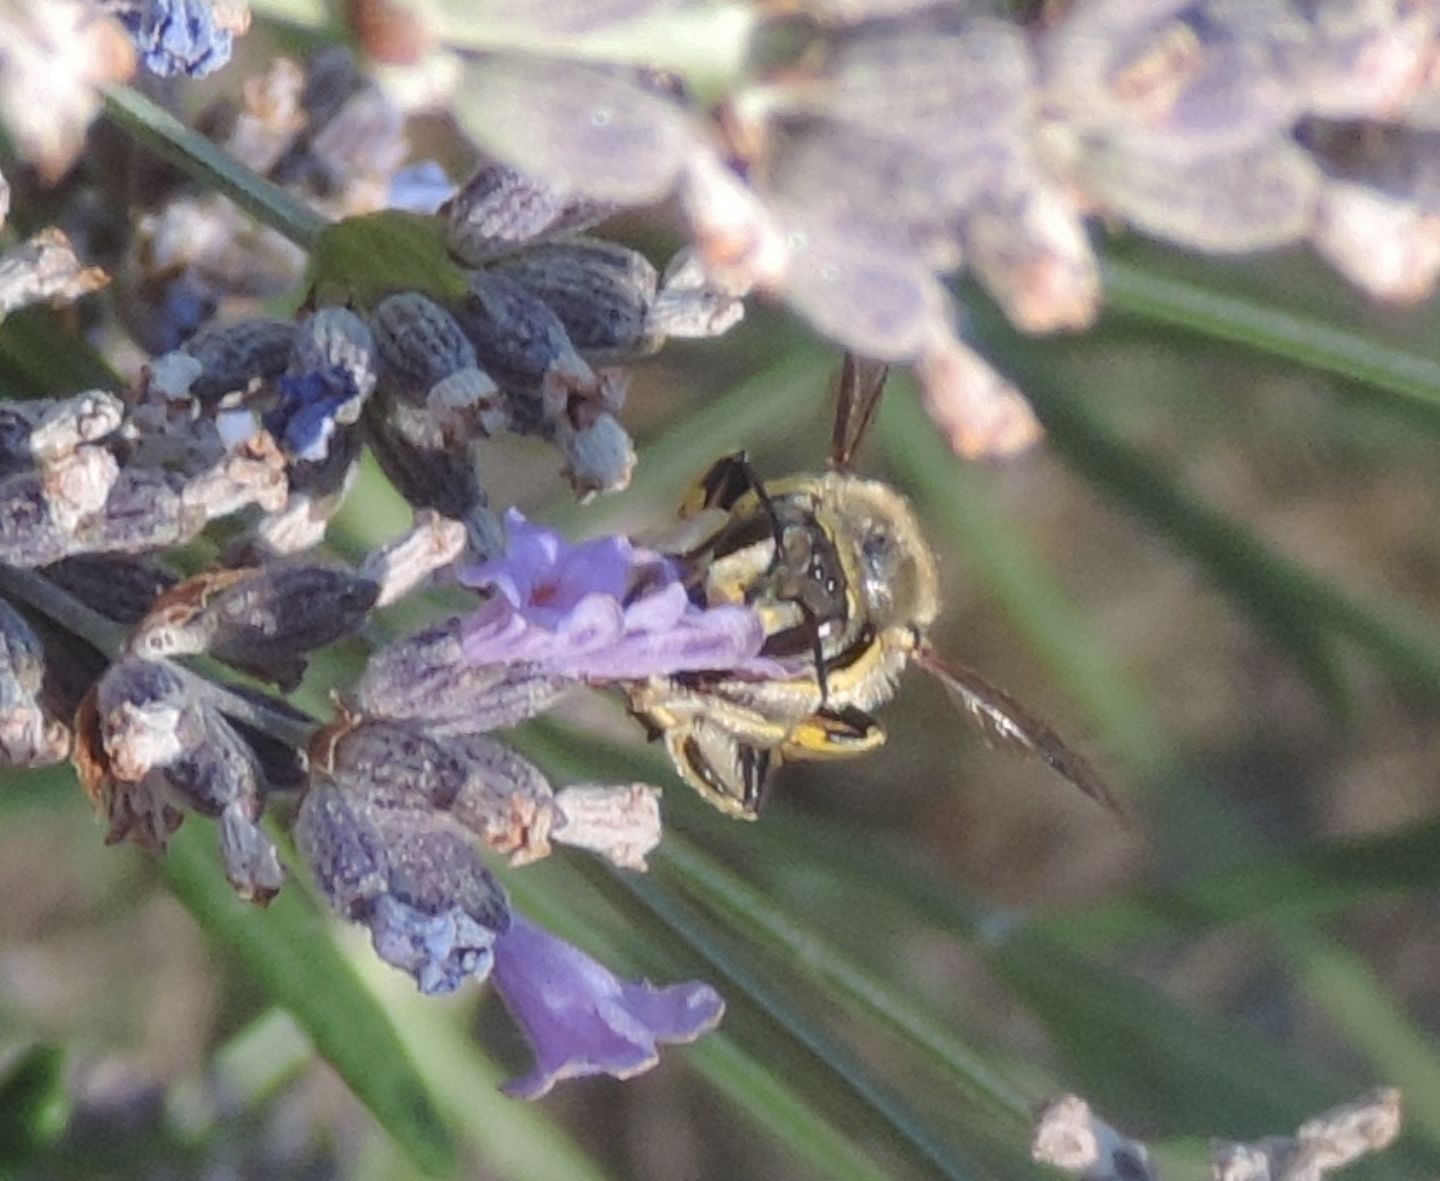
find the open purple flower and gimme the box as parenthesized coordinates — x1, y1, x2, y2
(458, 509, 785, 682)
(492, 913, 724, 1100)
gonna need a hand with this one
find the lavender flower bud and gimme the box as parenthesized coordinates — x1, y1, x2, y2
(370, 292, 481, 400)
(353, 617, 567, 735)
(456, 271, 598, 412)
(760, 117, 972, 268)
(360, 511, 466, 608)
(551, 784, 661, 871)
(363, 390, 491, 523)
(132, 565, 379, 690)
(77, 468, 195, 556)
(647, 248, 746, 340)
(916, 335, 1041, 460)
(183, 318, 297, 403)
(0, 472, 73, 568)
(442, 163, 614, 266)
(0, 228, 109, 320)
(1041, 1, 1304, 157)
(1297, 5, 1435, 119)
(94, 657, 193, 783)
(290, 307, 379, 401)
(782, 227, 952, 362)
(122, 0, 236, 80)
(0, 597, 47, 706)
(1304, 122, 1440, 300)
(548, 412, 637, 499)
(319, 719, 557, 865)
(369, 293, 506, 435)
(22, 391, 125, 464)
(43, 555, 178, 625)
(90, 656, 281, 900)
(0, 597, 68, 768)
(220, 798, 285, 904)
(959, 164, 1100, 333)
(677, 149, 790, 296)
(818, 14, 1035, 147)
(42, 446, 120, 534)
(489, 238, 660, 361)
(296, 776, 511, 994)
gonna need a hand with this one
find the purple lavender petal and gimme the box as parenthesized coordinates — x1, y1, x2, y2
(492, 914, 724, 1100)
(461, 510, 633, 625)
(456, 508, 792, 682)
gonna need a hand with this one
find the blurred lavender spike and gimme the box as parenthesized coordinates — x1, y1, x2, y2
(1076, 134, 1321, 253)
(455, 58, 698, 205)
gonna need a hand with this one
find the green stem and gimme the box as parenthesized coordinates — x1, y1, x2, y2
(102, 86, 329, 251)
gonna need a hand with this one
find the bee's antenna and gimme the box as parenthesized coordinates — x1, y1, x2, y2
(830, 354, 889, 472)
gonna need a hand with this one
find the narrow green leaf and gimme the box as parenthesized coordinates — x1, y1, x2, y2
(598, 864, 978, 1181)
(654, 836, 1033, 1126)
(505, 857, 920, 1181)
(1277, 930, 1440, 1146)
(350, 944, 617, 1181)
(102, 86, 327, 250)
(684, 1035, 899, 1181)
(1102, 259, 1440, 424)
(157, 825, 457, 1177)
(0, 306, 121, 395)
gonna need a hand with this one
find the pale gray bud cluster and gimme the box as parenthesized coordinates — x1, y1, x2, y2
(0, 384, 287, 570)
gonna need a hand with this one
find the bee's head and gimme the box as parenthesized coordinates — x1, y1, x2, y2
(824, 476, 940, 636)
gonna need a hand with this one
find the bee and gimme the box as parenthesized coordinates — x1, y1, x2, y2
(625, 356, 1115, 819)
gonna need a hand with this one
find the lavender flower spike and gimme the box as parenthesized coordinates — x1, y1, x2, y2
(493, 913, 724, 1100)
(458, 510, 783, 682)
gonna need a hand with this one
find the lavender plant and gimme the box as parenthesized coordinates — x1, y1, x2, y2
(2, 2, 1439, 1179)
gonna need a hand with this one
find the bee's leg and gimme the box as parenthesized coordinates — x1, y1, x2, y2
(662, 720, 771, 820)
(797, 601, 830, 704)
(681, 451, 786, 562)
(780, 707, 886, 761)
(682, 452, 760, 515)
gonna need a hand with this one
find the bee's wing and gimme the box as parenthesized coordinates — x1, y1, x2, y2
(830, 354, 890, 472)
(915, 648, 1121, 814)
